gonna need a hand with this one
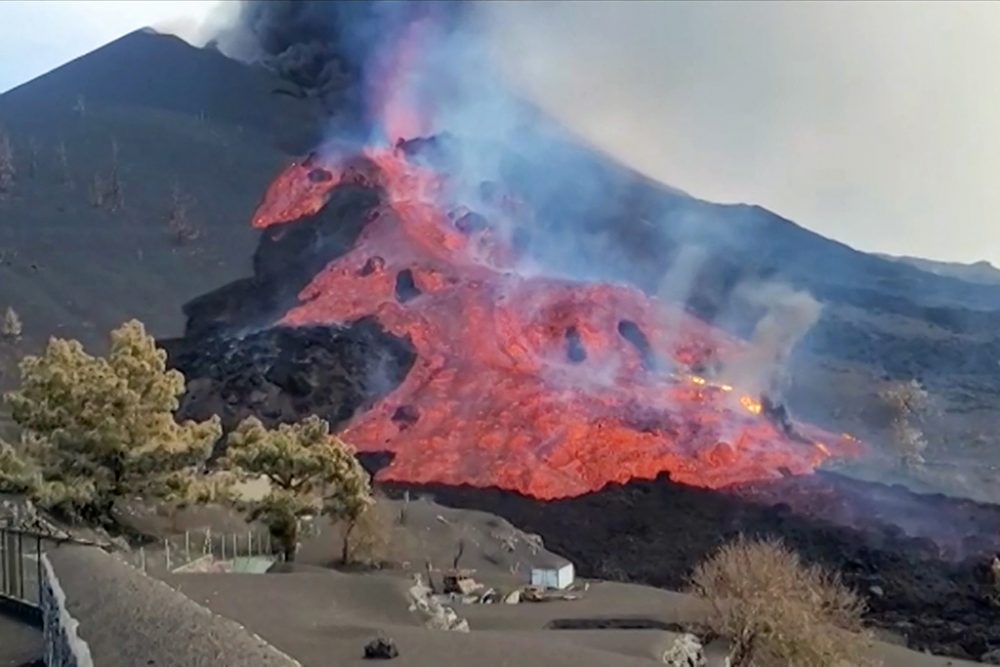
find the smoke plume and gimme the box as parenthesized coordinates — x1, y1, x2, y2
(213, 2, 824, 386)
(724, 283, 822, 401)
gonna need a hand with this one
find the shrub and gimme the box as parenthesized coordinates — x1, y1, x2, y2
(689, 536, 871, 667)
(4, 320, 221, 525)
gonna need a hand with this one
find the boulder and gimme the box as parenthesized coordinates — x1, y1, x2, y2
(363, 637, 399, 660)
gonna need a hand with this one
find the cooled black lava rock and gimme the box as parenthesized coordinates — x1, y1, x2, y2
(163, 318, 415, 437)
(565, 326, 587, 363)
(363, 636, 399, 660)
(182, 183, 380, 339)
(617, 320, 656, 370)
(394, 269, 420, 303)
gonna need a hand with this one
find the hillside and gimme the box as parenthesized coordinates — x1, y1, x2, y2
(1, 31, 1000, 480)
(877, 253, 1000, 286)
(0, 30, 325, 377)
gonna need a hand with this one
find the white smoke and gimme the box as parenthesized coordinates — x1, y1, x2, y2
(723, 282, 822, 400)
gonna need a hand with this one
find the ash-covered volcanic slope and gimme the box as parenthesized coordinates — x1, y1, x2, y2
(390, 472, 1000, 661)
(0, 30, 326, 392)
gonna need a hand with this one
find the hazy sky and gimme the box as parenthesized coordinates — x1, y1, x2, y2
(2, 1, 999, 265)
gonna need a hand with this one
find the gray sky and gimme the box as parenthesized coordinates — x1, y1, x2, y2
(2, 1, 999, 265)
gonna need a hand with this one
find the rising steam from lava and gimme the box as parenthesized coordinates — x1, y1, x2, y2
(225, 1, 861, 499)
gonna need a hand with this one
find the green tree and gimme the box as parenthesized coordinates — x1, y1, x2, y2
(222, 415, 372, 562)
(0, 440, 36, 494)
(4, 320, 221, 525)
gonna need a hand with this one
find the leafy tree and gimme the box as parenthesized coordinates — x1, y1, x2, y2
(879, 379, 929, 467)
(221, 415, 372, 562)
(690, 537, 870, 667)
(4, 320, 221, 525)
(0, 440, 36, 494)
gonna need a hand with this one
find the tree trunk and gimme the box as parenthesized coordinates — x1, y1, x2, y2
(279, 521, 298, 562)
(728, 633, 757, 667)
(341, 520, 355, 565)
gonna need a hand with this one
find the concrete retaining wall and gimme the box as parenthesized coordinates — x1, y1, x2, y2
(41, 545, 300, 667)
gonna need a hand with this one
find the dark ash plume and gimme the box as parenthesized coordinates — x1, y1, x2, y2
(215, 1, 466, 122)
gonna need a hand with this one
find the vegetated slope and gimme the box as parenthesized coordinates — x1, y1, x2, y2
(0, 30, 326, 385)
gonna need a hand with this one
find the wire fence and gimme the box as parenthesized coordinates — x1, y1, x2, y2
(123, 527, 278, 575)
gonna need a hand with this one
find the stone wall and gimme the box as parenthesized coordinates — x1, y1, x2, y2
(40, 545, 301, 667)
(40, 554, 94, 667)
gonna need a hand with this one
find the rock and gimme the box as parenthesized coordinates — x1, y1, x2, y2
(661, 633, 706, 667)
(981, 648, 1000, 665)
(869, 585, 884, 598)
(364, 637, 399, 660)
(503, 590, 521, 605)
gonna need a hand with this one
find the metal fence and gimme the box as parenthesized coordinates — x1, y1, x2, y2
(0, 526, 45, 609)
(125, 526, 282, 575)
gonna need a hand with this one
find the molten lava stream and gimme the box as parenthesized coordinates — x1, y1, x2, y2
(255, 146, 861, 500)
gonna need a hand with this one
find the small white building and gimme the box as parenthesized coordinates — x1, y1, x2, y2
(530, 556, 575, 590)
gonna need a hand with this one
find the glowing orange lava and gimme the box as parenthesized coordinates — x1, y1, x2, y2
(251, 145, 861, 499)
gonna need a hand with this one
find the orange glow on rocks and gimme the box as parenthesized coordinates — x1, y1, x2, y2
(252, 143, 861, 499)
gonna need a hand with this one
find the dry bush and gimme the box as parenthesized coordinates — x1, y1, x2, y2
(2, 307, 22, 339)
(342, 500, 392, 566)
(689, 536, 871, 667)
(879, 379, 929, 467)
(166, 182, 200, 244)
(0, 129, 14, 199)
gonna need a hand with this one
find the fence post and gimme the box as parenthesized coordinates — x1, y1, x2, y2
(185, 530, 191, 562)
(1, 529, 7, 596)
(221, 533, 226, 561)
(139, 546, 146, 573)
(164, 538, 171, 571)
(17, 531, 23, 599)
(36, 535, 42, 606)
(248, 530, 253, 557)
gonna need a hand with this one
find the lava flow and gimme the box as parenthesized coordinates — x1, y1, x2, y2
(250, 143, 861, 499)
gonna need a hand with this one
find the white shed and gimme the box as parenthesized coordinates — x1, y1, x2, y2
(530, 556, 575, 590)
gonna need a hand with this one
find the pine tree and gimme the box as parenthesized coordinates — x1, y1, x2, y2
(221, 416, 372, 562)
(4, 320, 221, 524)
